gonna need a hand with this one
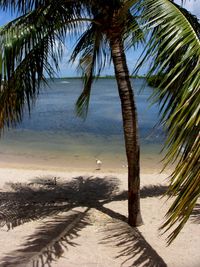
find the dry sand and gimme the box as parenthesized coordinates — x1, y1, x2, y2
(0, 167, 199, 267)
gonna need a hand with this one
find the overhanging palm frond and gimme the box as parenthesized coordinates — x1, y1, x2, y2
(0, 0, 83, 15)
(0, 11, 61, 131)
(136, 0, 200, 244)
(0, 2, 86, 131)
(71, 1, 144, 119)
(123, 8, 145, 50)
(71, 24, 110, 118)
(0, 0, 45, 13)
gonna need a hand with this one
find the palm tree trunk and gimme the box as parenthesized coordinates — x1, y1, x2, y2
(110, 37, 143, 227)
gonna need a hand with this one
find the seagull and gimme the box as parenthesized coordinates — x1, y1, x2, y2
(122, 161, 128, 168)
(96, 159, 102, 170)
(122, 164, 128, 168)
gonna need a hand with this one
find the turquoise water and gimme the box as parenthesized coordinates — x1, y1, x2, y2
(0, 78, 165, 170)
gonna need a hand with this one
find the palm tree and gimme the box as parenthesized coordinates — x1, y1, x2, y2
(71, 1, 147, 226)
(0, 0, 144, 227)
(0, 0, 199, 240)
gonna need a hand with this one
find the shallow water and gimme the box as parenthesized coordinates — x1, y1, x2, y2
(0, 78, 166, 171)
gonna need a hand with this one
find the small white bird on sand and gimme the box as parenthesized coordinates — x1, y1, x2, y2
(122, 163, 128, 168)
(96, 159, 102, 170)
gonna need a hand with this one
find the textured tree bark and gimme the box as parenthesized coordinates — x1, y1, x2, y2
(110, 36, 143, 226)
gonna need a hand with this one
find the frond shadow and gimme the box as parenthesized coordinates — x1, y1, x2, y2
(0, 176, 121, 266)
(101, 220, 167, 267)
(140, 185, 168, 198)
(0, 176, 119, 230)
(104, 184, 168, 204)
(190, 203, 200, 224)
(0, 209, 90, 267)
(0, 176, 168, 266)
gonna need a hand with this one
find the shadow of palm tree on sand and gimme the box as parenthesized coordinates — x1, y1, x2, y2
(190, 203, 200, 224)
(0, 176, 167, 266)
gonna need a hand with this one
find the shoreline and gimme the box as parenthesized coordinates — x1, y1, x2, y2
(0, 160, 172, 176)
(0, 148, 172, 175)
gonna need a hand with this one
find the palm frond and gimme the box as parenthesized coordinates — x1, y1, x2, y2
(71, 1, 145, 118)
(71, 24, 110, 118)
(0, 2, 88, 131)
(0, 0, 83, 15)
(136, 0, 200, 244)
(123, 10, 145, 50)
(0, 13, 60, 131)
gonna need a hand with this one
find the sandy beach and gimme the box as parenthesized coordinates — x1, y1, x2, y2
(0, 166, 199, 267)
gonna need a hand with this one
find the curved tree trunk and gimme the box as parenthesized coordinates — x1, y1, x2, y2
(110, 37, 143, 227)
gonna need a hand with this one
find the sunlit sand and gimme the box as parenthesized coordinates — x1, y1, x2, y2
(0, 166, 199, 266)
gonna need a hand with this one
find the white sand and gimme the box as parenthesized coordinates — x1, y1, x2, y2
(0, 167, 199, 267)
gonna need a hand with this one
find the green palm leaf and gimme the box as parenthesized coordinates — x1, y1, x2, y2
(0, 11, 60, 130)
(71, 24, 110, 118)
(0, 1, 86, 130)
(136, 0, 200, 244)
(71, 1, 144, 118)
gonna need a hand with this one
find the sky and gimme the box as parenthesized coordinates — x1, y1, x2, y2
(0, 0, 199, 77)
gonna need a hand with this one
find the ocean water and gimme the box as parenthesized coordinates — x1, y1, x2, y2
(0, 78, 166, 171)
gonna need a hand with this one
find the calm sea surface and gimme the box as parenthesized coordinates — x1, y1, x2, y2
(0, 78, 166, 171)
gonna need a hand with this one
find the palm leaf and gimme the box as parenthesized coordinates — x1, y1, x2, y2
(122, 1, 145, 50)
(71, 1, 144, 118)
(0, 0, 83, 15)
(71, 24, 110, 118)
(136, 0, 200, 244)
(0, 1, 88, 131)
(0, 11, 60, 130)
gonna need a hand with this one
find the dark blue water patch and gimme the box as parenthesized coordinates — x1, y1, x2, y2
(14, 78, 164, 142)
